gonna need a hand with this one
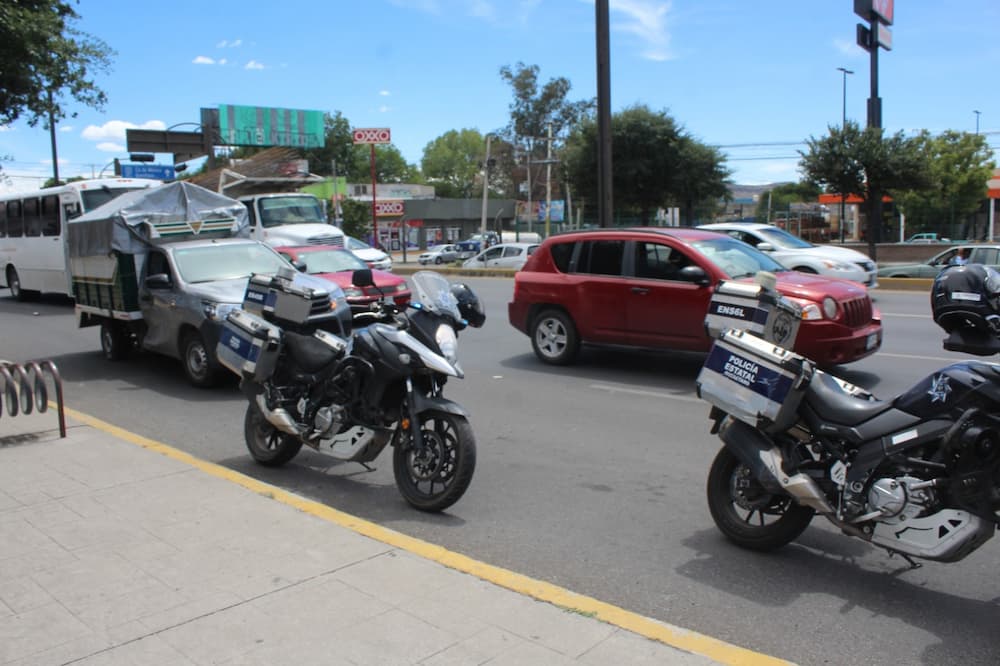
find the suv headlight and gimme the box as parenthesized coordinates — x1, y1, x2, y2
(203, 301, 239, 321)
(792, 296, 838, 321)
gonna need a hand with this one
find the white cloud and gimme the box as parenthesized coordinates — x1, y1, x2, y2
(0, 125, 12, 132)
(469, 0, 495, 20)
(193, 55, 216, 65)
(610, 0, 674, 62)
(81, 119, 166, 142)
(389, 0, 441, 13)
(245, 60, 265, 70)
(216, 39, 243, 48)
(96, 142, 125, 153)
(59, 125, 73, 132)
(218, 58, 228, 65)
(379, 105, 391, 113)
(379, 90, 391, 96)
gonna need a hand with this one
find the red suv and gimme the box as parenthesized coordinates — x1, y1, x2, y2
(508, 228, 882, 367)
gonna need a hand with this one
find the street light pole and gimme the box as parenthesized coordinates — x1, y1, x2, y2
(837, 67, 854, 243)
(974, 110, 981, 134)
(479, 134, 492, 240)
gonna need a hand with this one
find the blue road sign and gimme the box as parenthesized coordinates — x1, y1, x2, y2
(120, 164, 176, 180)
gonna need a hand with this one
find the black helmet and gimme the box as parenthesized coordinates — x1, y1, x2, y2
(932, 263, 1000, 355)
(450, 282, 485, 328)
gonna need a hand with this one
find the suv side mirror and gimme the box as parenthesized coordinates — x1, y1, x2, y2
(679, 265, 710, 286)
(145, 273, 172, 289)
(756, 242, 775, 252)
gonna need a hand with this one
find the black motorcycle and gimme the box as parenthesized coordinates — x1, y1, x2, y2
(218, 268, 485, 512)
(697, 265, 1000, 565)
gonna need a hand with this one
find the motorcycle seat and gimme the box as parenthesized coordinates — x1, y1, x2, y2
(283, 331, 342, 373)
(805, 371, 893, 426)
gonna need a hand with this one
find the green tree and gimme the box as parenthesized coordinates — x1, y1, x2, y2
(497, 62, 594, 204)
(299, 111, 357, 177)
(800, 121, 929, 258)
(421, 128, 486, 198)
(340, 198, 371, 239)
(349, 143, 420, 183)
(753, 182, 822, 222)
(0, 1, 114, 127)
(893, 130, 995, 239)
(564, 105, 729, 224)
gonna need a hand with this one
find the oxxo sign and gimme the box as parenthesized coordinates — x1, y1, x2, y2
(375, 200, 404, 217)
(352, 128, 391, 144)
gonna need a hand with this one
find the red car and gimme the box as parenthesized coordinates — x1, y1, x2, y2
(274, 245, 411, 312)
(507, 228, 882, 368)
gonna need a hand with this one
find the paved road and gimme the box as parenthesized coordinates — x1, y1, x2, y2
(2, 283, 999, 665)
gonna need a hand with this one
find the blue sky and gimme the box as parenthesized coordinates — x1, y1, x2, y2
(2, 0, 998, 193)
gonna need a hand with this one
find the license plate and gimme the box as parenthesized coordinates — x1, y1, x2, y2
(866, 332, 879, 350)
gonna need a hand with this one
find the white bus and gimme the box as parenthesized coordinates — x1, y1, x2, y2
(0, 178, 161, 300)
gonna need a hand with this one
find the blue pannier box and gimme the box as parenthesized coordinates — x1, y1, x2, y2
(696, 327, 814, 434)
(216, 309, 282, 381)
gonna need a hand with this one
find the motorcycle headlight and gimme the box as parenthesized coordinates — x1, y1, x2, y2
(203, 301, 239, 321)
(435, 323, 459, 365)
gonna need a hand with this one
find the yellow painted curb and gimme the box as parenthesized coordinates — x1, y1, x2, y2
(64, 406, 793, 666)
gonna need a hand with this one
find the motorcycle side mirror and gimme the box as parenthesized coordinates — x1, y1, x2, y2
(679, 265, 710, 286)
(352, 268, 375, 287)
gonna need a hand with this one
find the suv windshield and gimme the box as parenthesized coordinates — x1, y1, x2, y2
(258, 196, 325, 228)
(691, 237, 788, 279)
(174, 243, 290, 283)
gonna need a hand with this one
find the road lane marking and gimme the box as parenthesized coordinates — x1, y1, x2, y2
(63, 405, 792, 666)
(590, 382, 701, 402)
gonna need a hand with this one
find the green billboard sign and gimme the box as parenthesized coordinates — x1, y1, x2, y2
(218, 105, 325, 148)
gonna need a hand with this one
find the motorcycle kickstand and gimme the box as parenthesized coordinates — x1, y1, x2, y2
(886, 549, 923, 570)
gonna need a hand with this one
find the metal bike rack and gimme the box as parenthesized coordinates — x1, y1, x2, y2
(0, 360, 66, 438)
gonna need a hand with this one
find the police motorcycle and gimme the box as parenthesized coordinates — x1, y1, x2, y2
(695, 266, 1000, 566)
(217, 267, 485, 512)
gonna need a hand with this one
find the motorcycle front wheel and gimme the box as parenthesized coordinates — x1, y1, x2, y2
(393, 410, 476, 512)
(244, 403, 303, 467)
(706, 446, 814, 551)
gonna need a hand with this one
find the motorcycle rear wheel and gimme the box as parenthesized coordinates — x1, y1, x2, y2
(244, 403, 303, 467)
(706, 446, 814, 551)
(393, 410, 476, 512)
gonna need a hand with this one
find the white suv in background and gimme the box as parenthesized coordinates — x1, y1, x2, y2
(697, 222, 878, 288)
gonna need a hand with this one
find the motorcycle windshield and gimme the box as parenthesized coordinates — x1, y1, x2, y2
(409, 270, 462, 322)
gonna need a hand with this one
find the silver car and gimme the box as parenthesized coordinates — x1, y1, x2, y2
(139, 238, 343, 387)
(418, 244, 460, 265)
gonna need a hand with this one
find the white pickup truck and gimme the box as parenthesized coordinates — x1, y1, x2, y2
(239, 192, 346, 248)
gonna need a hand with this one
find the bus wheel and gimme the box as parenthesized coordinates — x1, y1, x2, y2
(6, 267, 35, 302)
(100, 320, 130, 361)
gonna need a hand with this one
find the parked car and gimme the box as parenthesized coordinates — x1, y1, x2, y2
(877, 244, 1000, 278)
(346, 236, 392, 271)
(274, 245, 410, 312)
(508, 228, 882, 368)
(418, 244, 460, 265)
(698, 222, 878, 288)
(455, 232, 501, 259)
(463, 242, 539, 270)
(904, 232, 950, 244)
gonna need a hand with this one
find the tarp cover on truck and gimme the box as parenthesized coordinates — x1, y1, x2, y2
(68, 180, 249, 258)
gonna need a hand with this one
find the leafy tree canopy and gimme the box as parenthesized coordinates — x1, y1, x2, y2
(0, 0, 114, 126)
(421, 128, 486, 199)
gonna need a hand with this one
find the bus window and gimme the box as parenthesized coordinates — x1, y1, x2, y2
(23, 197, 42, 237)
(7, 200, 23, 237)
(41, 195, 61, 236)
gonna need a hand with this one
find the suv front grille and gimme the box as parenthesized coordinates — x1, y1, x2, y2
(841, 297, 872, 328)
(307, 235, 345, 247)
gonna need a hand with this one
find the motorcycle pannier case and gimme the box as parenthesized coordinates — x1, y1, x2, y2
(696, 328, 814, 434)
(243, 272, 318, 324)
(704, 280, 801, 349)
(216, 309, 282, 381)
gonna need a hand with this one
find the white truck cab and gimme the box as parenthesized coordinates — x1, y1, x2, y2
(239, 193, 345, 248)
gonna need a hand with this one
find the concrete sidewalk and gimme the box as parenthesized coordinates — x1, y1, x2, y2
(0, 408, 792, 666)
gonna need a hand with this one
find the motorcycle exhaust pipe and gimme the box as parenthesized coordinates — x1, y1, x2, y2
(718, 417, 834, 515)
(255, 394, 304, 436)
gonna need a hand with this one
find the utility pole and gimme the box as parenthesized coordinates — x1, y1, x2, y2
(837, 66, 854, 243)
(526, 143, 533, 238)
(544, 123, 553, 238)
(595, 0, 612, 227)
(480, 134, 492, 240)
(47, 90, 60, 185)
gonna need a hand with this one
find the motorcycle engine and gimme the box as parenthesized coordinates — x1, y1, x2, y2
(866, 475, 934, 521)
(311, 404, 346, 440)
